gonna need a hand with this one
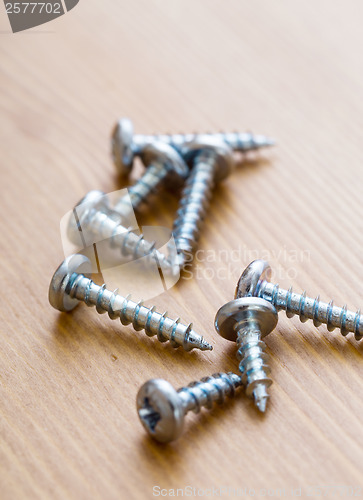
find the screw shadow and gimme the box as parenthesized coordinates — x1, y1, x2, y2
(49, 306, 215, 366)
(269, 316, 363, 357)
(135, 387, 265, 461)
(234, 152, 274, 170)
(111, 154, 273, 230)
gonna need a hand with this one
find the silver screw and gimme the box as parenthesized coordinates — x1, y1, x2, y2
(169, 136, 235, 267)
(137, 372, 242, 443)
(215, 296, 278, 413)
(111, 141, 188, 221)
(67, 190, 178, 277)
(111, 117, 275, 177)
(237, 259, 363, 341)
(49, 254, 213, 352)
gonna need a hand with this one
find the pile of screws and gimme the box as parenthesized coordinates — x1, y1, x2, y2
(49, 118, 363, 444)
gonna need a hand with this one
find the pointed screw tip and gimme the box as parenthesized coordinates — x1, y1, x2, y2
(255, 396, 268, 413)
(265, 137, 276, 147)
(201, 341, 213, 351)
(252, 135, 276, 149)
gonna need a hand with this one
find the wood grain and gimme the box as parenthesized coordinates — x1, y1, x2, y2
(1, 0, 363, 498)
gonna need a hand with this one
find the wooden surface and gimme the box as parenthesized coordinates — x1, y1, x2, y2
(1, 1, 363, 498)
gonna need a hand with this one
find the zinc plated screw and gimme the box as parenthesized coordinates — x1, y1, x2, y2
(237, 259, 363, 341)
(111, 117, 275, 177)
(169, 136, 235, 267)
(49, 254, 213, 352)
(67, 190, 177, 277)
(137, 372, 242, 443)
(111, 141, 188, 221)
(215, 296, 278, 413)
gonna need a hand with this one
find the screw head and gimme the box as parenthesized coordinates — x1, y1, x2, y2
(235, 259, 271, 298)
(214, 297, 278, 342)
(49, 254, 92, 312)
(140, 141, 189, 181)
(67, 190, 109, 245)
(181, 135, 235, 182)
(111, 118, 135, 176)
(137, 379, 184, 443)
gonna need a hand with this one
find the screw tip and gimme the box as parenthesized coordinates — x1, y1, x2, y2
(266, 137, 276, 147)
(253, 384, 270, 413)
(186, 331, 213, 351)
(255, 396, 268, 413)
(200, 340, 213, 351)
(256, 135, 276, 148)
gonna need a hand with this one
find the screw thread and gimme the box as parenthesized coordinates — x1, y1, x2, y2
(177, 372, 242, 414)
(83, 207, 176, 276)
(258, 281, 363, 341)
(67, 273, 213, 351)
(113, 161, 168, 219)
(235, 323, 272, 412)
(171, 150, 216, 266)
(133, 131, 274, 153)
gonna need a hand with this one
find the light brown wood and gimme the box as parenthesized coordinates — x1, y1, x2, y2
(1, 1, 363, 498)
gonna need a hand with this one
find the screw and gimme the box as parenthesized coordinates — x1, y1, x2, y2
(215, 296, 278, 413)
(237, 259, 363, 341)
(49, 254, 213, 352)
(169, 136, 235, 267)
(111, 117, 275, 177)
(137, 372, 242, 443)
(67, 190, 178, 277)
(111, 141, 188, 221)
